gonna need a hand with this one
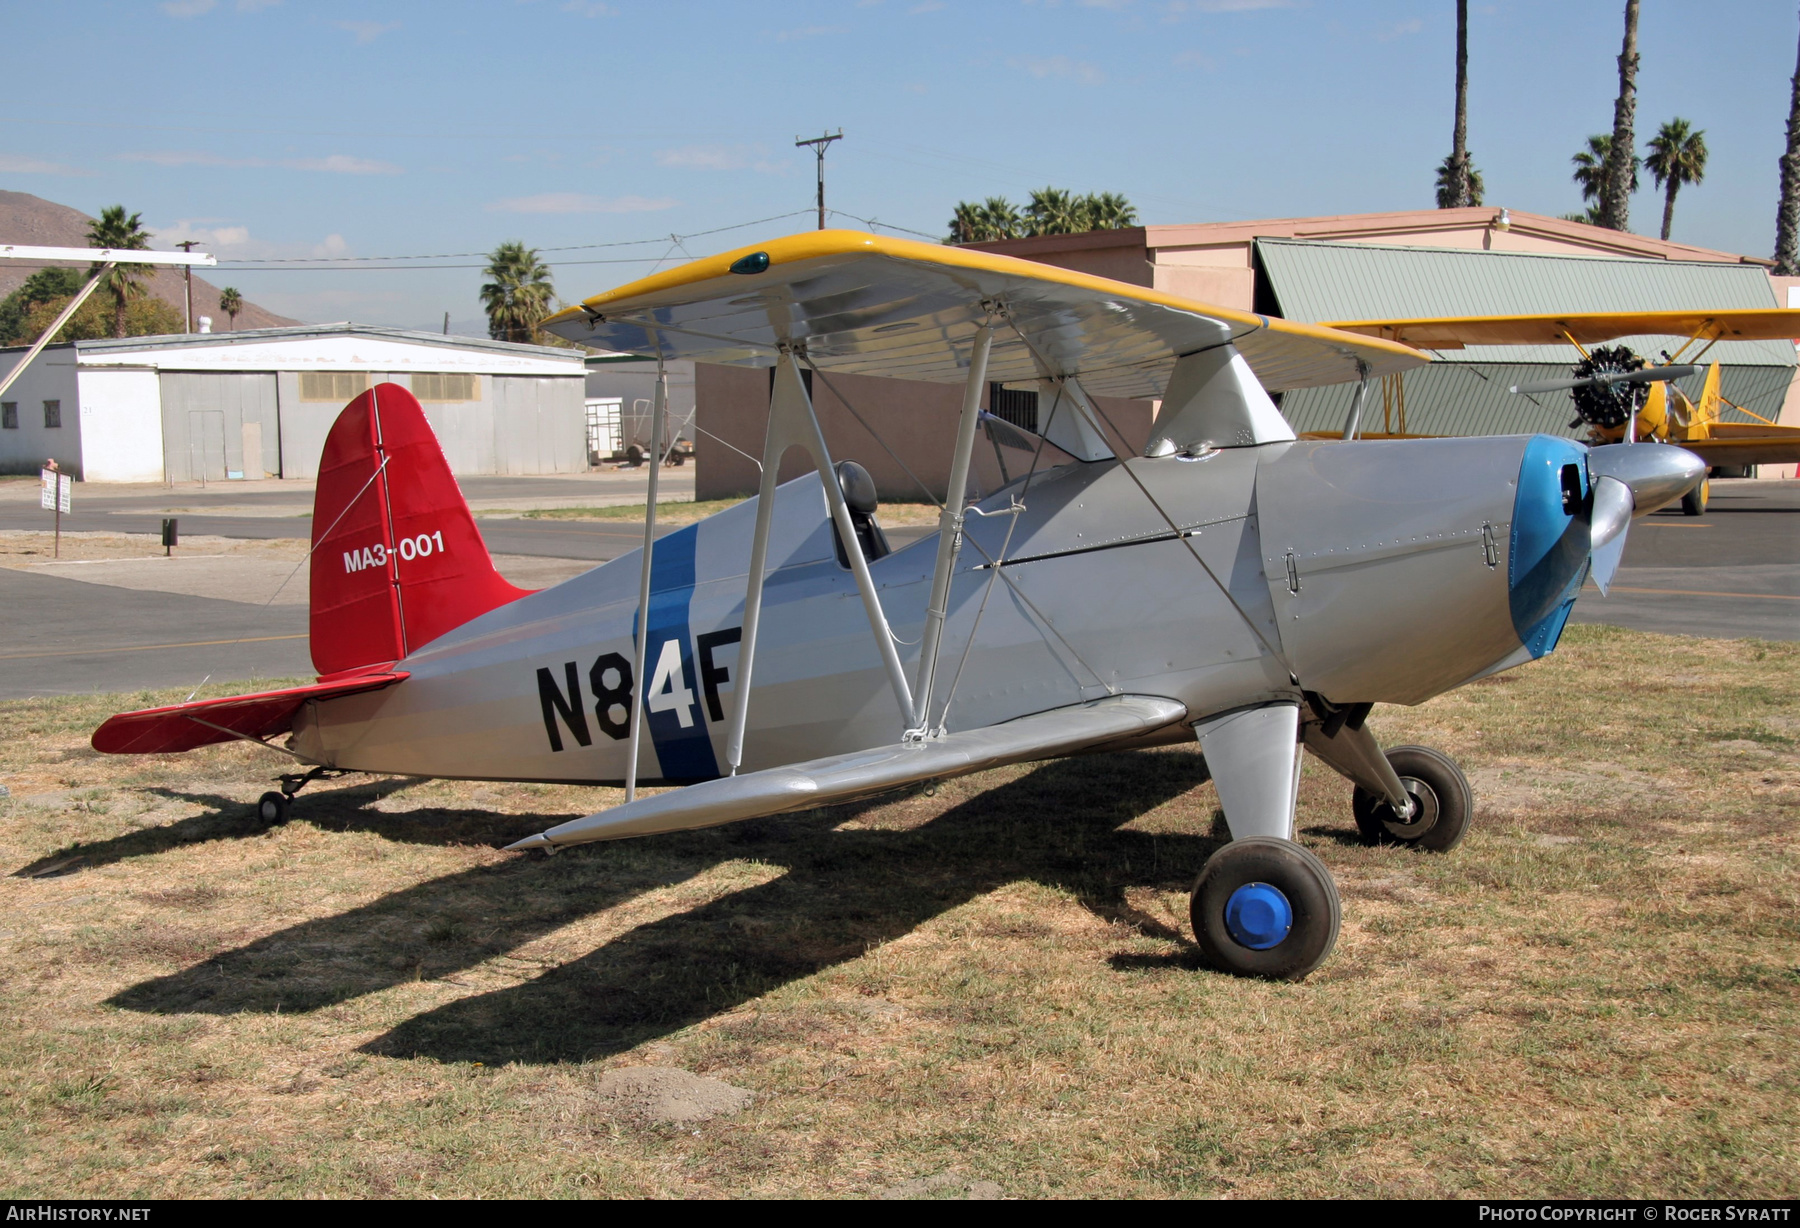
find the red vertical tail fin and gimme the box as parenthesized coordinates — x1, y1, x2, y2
(310, 383, 530, 678)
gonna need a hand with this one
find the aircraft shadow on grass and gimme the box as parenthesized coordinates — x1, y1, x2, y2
(10, 778, 571, 879)
(111, 749, 1235, 1064)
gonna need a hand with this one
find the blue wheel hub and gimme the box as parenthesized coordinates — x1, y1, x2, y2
(1225, 882, 1293, 950)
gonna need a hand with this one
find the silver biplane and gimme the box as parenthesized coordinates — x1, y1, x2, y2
(92, 231, 1704, 980)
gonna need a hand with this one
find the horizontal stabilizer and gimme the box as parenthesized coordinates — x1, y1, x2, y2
(506, 694, 1188, 851)
(91, 672, 407, 755)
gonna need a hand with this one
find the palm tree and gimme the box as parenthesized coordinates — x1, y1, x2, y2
(1435, 154, 1485, 207)
(1598, 0, 1640, 231)
(948, 201, 985, 244)
(480, 241, 554, 344)
(1573, 134, 1638, 209)
(980, 197, 1025, 240)
(1026, 187, 1083, 236)
(1441, 0, 1474, 209)
(1645, 118, 1707, 242)
(218, 287, 243, 331)
(1776, 25, 1800, 273)
(1082, 191, 1139, 230)
(85, 205, 154, 339)
(946, 190, 1135, 242)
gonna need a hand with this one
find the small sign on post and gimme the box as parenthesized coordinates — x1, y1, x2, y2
(40, 461, 69, 557)
(161, 517, 178, 557)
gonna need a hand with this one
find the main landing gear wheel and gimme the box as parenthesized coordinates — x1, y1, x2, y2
(256, 791, 289, 825)
(1352, 745, 1472, 852)
(1681, 476, 1709, 517)
(1190, 837, 1341, 981)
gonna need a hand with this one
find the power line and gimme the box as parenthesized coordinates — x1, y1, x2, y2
(216, 209, 814, 265)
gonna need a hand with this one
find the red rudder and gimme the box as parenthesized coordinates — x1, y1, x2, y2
(310, 383, 530, 677)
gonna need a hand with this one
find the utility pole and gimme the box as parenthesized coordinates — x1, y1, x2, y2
(795, 129, 843, 230)
(176, 241, 198, 332)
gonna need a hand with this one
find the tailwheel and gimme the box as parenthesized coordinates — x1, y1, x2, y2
(1681, 475, 1709, 516)
(1352, 745, 1472, 852)
(1190, 837, 1341, 981)
(256, 791, 289, 825)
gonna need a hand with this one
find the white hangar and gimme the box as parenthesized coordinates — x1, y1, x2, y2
(0, 324, 588, 482)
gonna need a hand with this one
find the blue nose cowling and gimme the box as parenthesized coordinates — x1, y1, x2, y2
(1510, 435, 1592, 659)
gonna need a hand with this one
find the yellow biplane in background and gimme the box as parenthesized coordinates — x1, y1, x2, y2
(1320, 309, 1800, 515)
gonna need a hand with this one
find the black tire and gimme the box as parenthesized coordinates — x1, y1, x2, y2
(1352, 745, 1472, 852)
(625, 444, 645, 467)
(257, 791, 289, 826)
(1681, 476, 1709, 516)
(1190, 836, 1341, 981)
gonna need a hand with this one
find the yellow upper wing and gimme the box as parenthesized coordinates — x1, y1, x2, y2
(1321, 309, 1800, 351)
(542, 229, 1425, 398)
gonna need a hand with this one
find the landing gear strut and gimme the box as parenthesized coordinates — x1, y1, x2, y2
(256, 766, 352, 826)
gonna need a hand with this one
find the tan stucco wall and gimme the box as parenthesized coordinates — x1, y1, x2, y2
(694, 364, 1155, 503)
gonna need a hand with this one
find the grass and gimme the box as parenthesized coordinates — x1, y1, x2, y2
(509, 499, 944, 527)
(0, 624, 1794, 1198)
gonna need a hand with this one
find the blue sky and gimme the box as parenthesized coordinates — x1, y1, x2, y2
(5, 1, 1797, 331)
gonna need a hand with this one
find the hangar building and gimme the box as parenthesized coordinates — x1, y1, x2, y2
(0, 324, 587, 482)
(692, 208, 1800, 500)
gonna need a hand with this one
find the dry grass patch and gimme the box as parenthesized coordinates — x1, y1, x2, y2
(0, 625, 1794, 1197)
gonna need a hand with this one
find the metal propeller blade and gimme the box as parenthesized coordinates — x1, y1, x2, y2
(1581, 443, 1707, 596)
(1509, 364, 1698, 396)
(1586, 475, 1633, 595)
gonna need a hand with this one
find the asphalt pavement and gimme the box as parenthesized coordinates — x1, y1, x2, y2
(1569, 479, 1798, 641)
(0, 474, 1791, 702)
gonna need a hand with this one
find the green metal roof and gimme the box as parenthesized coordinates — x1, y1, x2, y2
(1256, 239, 1795, 367)
(1256, 239, 1794, 436)
(1279, 360, 1794, 439)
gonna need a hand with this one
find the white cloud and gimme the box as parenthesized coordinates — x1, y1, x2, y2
(653, 143, 788, 174)
(336, 20, 399, 44)
(119, 150, 257, 167)
(0, 154, 91, 175)
(772, 24, 848, 41)
(656, 145, 748, 171)
(1174, 48, 1216, 69)
(283, 155, 400, 175)
(487, 193, 679, 214)
(160, 0, 217, 15)
(236, 0, 282, 10)
(561, 0, 615, 13)
(149, 220, 348, 262)
(908, 0, 946, 12)
(1163, 0, 1293, 13)
(118, 151, 400, 174)
(1009, 54, 1105, 85)
(1375, 17, 1423, 40)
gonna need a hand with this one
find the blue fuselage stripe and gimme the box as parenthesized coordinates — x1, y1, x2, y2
(639, 525, 721, 782)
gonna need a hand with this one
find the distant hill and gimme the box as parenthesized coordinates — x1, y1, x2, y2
(0, 190, 298, 330)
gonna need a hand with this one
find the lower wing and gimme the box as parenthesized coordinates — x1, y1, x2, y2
(506, 694, 1189, 850)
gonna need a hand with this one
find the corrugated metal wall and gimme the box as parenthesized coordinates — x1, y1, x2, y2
(492, 375, 585, 474)
(1257, 240, 1796, 435)
(1281, 362, 1796, 438)
(158, 371, 279, 482)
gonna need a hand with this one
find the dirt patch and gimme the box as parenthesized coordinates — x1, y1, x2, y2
(879, 1171, 1005, 1200)
(589, 1066, 753, 1125)
(1468, 762, 1671, 816)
